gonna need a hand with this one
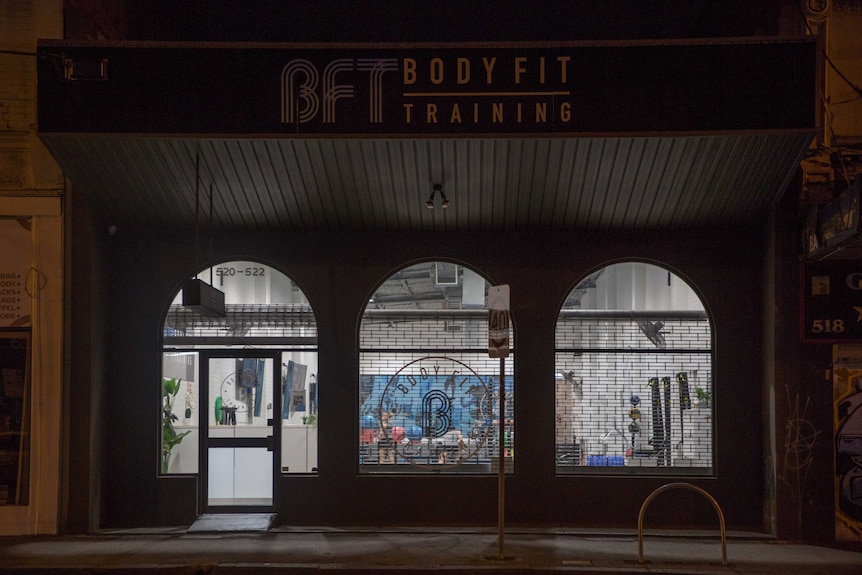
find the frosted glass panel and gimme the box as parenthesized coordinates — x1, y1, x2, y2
(208, 447, 272, 506)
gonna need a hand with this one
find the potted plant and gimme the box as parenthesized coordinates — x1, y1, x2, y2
(162, 377, 191, 473)
(694, 385, 712, 409)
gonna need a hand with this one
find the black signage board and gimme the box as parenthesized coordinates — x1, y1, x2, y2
(38, 40, 816, 136)
(802, 262, 862, 343)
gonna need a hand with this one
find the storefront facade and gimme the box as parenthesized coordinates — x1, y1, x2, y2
(71, 226, 779, 530)
(29, 34, 828, 538)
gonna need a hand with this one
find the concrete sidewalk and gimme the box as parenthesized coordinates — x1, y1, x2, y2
(1, 526, 861, 574)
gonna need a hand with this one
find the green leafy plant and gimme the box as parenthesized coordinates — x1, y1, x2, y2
(301, 413, 318, 426)
(162, 377, 191, 473)
(694, 385, 712, 408)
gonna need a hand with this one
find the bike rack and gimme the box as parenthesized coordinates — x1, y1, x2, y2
(637, 482, 727, 566)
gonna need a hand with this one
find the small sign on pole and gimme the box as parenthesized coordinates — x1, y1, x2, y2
(488, 285, 510, 359)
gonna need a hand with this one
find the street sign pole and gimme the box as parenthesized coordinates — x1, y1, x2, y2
(497, 354, 506, 559)
(488, 285, 510, 560)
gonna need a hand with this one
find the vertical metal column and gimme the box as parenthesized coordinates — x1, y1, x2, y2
(497, 356, 506, 559)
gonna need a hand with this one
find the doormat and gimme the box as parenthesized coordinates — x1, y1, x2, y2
(187, 513, 277, 533)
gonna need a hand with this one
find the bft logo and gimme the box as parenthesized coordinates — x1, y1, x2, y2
(281, 58, 399, 124)
(377, 356, 493, 469)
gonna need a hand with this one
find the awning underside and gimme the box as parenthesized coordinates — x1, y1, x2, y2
(41, 132, 812, 232)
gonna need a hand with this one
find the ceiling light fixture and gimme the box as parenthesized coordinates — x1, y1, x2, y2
(439, 185, 450, 209)
(425, 184, 450, 209)
(424, 188, 436, 209)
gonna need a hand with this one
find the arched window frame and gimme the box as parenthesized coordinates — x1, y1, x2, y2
(554, 261, 713, 476)
(160, 260, 319, 476)
(358, 260, 515, 474)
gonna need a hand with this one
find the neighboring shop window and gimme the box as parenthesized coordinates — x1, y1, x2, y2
(555, 262, 712, 474)
(359, 262, 514, 474)
(0, 331, 31, 505)
(0, 220, 34, 505)
(162, 261, 318, 475)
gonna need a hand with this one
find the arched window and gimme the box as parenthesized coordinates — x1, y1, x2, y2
(555, 262, 712, 474)
(161, 261, 318, 487)
(358, 261, 514, 474)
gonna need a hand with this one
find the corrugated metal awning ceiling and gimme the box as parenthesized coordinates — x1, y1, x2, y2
(41, 132, 812, 232)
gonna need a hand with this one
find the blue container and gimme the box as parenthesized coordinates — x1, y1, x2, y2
(406, 425, 423, 441)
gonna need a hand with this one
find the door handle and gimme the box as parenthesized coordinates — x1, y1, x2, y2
(266, 435, 275, 452)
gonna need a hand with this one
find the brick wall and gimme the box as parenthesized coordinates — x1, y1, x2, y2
(555, 316, 712, 470)
(359, 311, 515, 470)
(356, 296, 712, 472)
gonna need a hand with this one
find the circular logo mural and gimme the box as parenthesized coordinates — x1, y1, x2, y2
(372, 356, 494, 469)
(218, 367, 259, 415)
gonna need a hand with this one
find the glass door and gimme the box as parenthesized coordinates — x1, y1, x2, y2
(201, 352, 281, 512)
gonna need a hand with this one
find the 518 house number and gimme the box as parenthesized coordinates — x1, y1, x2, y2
(216, 266, 266, 277)
(811, 319, 846, 333)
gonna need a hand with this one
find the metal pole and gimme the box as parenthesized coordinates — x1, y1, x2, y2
(638, 482, 727, 566)
(497, 356, 505, 559)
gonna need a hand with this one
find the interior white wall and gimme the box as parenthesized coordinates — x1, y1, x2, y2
(581, 262, 704, 312)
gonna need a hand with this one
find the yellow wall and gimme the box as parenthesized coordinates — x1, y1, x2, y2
(826, 9, 862, 144)
(0, 0, 65, 535)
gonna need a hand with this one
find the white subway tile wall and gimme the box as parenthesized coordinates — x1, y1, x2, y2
(359, 312, 515, 473)
(356, 281, 712, 473)
(555, 316, 712, 472)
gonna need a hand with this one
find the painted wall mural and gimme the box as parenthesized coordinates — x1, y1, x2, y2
(833, 344, 862, 543)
